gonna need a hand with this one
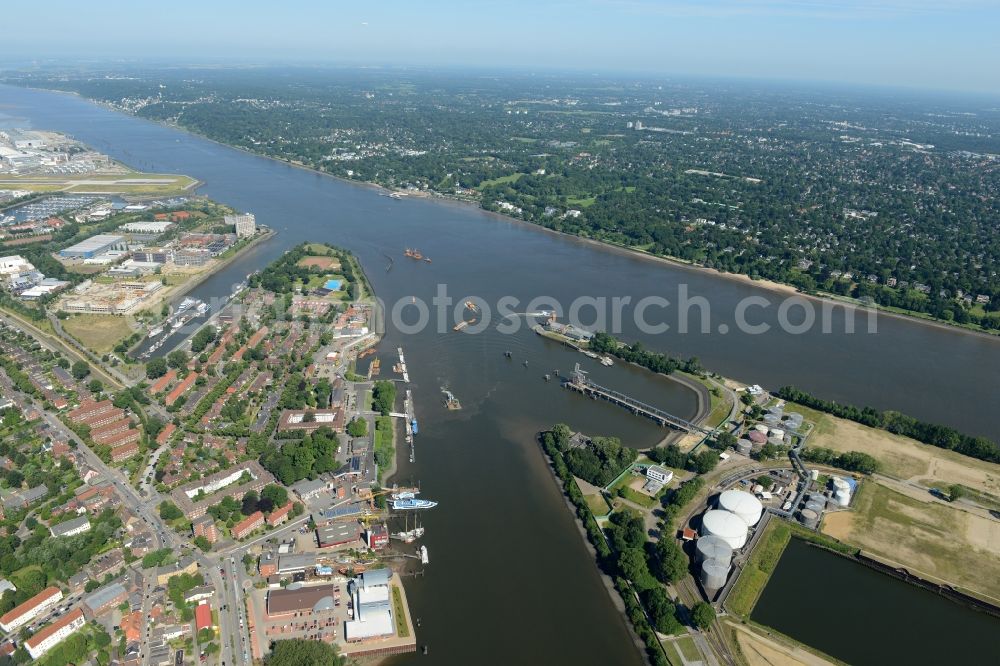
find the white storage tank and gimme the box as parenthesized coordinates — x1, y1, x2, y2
(831, 477, 852, 506)
(700, 558, 730, 592)
(753, 424, 769, 434)
(736, 439, 753, 455)
(798, 508, 819, 528)
(768, 428, 785, 439)
(701, 510, 749, 549)
(717, 489, 764, 527)
(695, 535, 734, 564)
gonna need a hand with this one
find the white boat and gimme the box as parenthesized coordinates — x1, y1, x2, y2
(175, 297, 197, 314)
(195, 302, 209, 316)
(419, 545, 429, 565)
(600, 356, 614, 367)
(583, 350, 599, 359)
(147, 326, 164, 339)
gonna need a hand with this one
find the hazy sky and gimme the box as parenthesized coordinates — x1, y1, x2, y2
(5, 1, 999, 93)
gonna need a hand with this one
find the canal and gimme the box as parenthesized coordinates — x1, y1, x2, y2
(752, 538, 1000, 665)
(3, 84, 1000, 664)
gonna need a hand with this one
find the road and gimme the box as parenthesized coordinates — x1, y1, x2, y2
(21, 383, 244, 666)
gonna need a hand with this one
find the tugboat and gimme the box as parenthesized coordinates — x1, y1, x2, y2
(442, 388, 462, 410)
(504, 351, 512, 358)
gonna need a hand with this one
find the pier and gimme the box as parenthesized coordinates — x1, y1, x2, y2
(563, 364, 712, 434)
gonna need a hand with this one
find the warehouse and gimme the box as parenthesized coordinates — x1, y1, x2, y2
(317, 522, 359, 549)
(59, 234, 126, 259)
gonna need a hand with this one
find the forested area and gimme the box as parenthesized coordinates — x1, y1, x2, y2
(12, 67, 1000, 331)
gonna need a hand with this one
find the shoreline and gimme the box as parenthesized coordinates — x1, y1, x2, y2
(34, 85, 999, 344)
(536, 439, 650, 665)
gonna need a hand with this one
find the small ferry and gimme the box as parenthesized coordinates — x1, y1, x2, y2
(393, 498, 438, 510)
(391, 491, 437, 510)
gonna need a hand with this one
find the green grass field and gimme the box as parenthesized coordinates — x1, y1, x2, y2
(566, 195, 597, 208)
(676, 635, 701, 661)
(61, 314, 135, 353)
(584, 493, 612, 516)
(392, 585, 410, 637)
(478, 172, 526, 188)
(726, 520, 792, 618)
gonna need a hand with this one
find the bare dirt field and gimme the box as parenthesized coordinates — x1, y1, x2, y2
(821, 480, 1000, 602)
(297, 255, 341, 270)
(802, 409, 1000, 496)
(731, 624, 835, 666)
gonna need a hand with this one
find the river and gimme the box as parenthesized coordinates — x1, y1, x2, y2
(752, 538, 999, 664)
(2, 84, 999, 664)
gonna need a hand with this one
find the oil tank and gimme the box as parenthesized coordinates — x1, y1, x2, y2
(831, 477, 851, 492)
(805, 499, 825, 514)
(701, 510, 749, 549)
(736, 439, 753, 455)
(717, 489, 764, 527)
(769, 428, 785, 439)
(695, 535, 734, 564)
(798, 508, 819, 528)
(700, 558, 730, 592)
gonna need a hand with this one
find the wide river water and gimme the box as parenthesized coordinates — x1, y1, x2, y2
(3, 84, 999, 664)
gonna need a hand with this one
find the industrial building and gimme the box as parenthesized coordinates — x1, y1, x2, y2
(317, 522, 359, 549)
(82, 582, 128, 618)
(59, 234, 126, 259)
(119, 221, 174, 234)
(345, 569, 395, 643)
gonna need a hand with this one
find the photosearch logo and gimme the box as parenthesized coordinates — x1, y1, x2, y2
(376, 283, 878, 336)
